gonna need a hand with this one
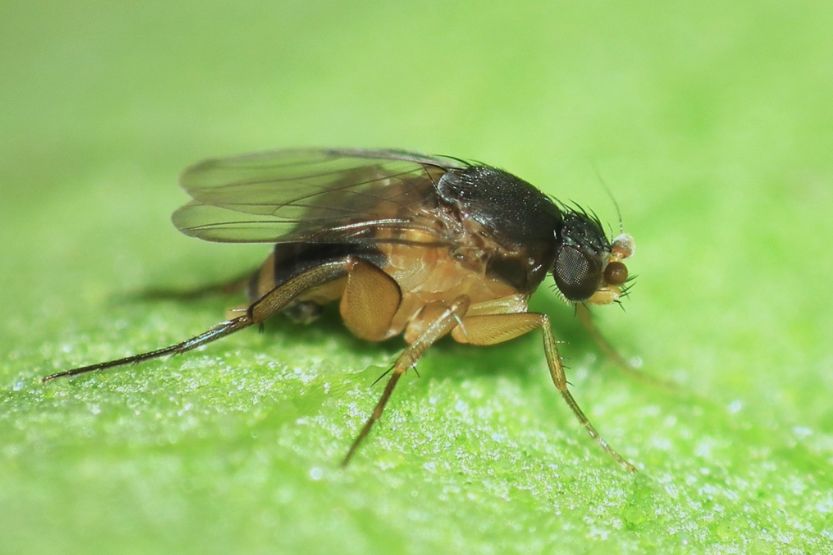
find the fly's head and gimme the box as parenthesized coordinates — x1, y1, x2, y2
(551, 209, 635, 305)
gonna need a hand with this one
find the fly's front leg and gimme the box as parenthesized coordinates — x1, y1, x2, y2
(576, 304, 674, 390)
(452, 312, 637, 472)
(341, 295, 471, 466)
(43, 258, 354, 382)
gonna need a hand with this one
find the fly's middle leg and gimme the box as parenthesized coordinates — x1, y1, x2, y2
(341, 295, 471, 466)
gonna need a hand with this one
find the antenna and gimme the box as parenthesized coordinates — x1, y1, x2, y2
(591, 162, 624, 234)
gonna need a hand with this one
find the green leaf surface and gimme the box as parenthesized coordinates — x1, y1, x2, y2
(2, 1, 832, 553)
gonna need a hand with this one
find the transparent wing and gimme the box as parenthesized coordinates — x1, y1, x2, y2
(172, 148, 467, 244)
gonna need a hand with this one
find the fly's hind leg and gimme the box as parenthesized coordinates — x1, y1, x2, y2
(339, 259, 402, 341)
(341, 295, 471, 466)
(452, 311, 637, 472)
(43, 258, 355, 382)
(136, 268, 257, 301)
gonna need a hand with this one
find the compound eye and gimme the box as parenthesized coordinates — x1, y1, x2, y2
(603, 261, 628, 285)
(553, 247, 602, 301)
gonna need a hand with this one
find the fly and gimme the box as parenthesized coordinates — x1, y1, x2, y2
(43, 148, 638, 472)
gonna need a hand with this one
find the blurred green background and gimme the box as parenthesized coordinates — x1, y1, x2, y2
(2, 1, 832, 553)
